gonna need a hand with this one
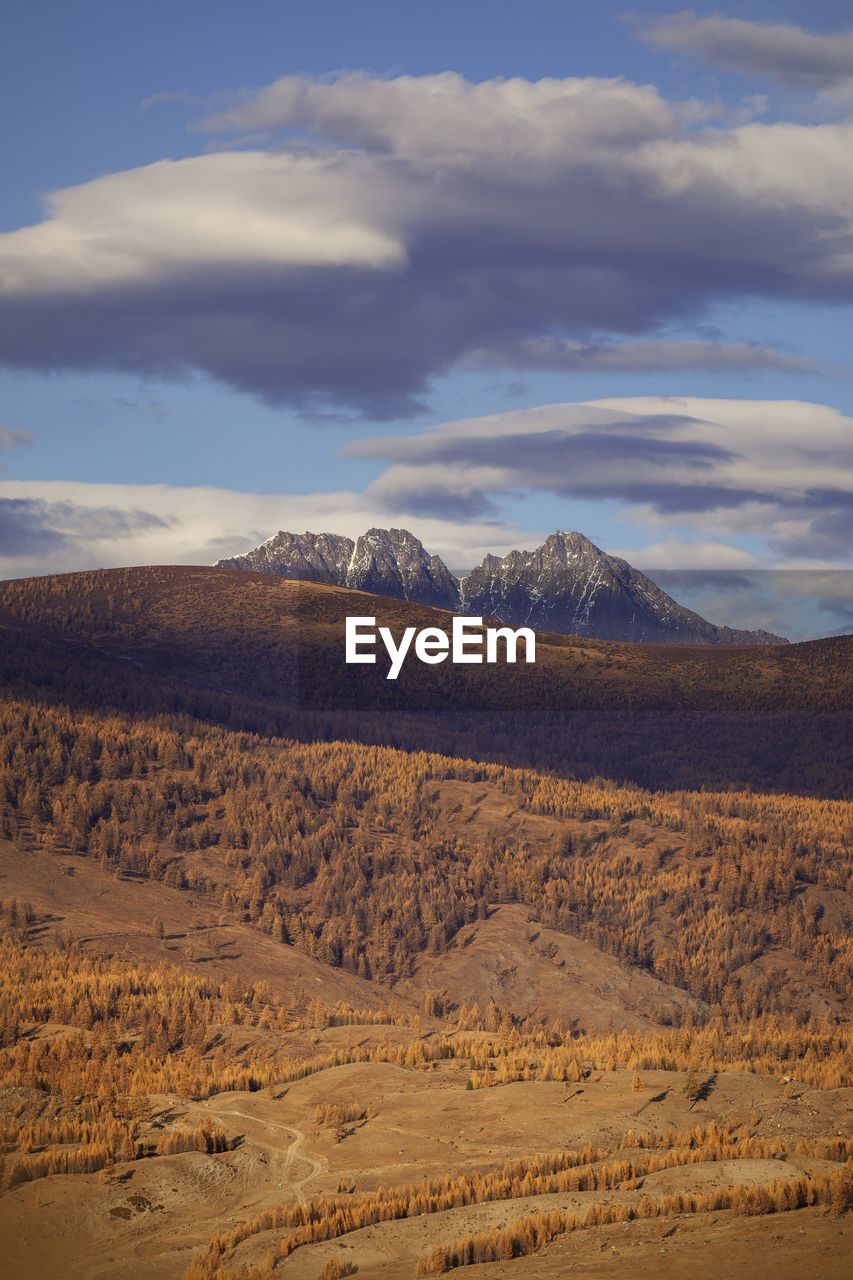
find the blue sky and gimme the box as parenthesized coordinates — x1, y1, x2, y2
(1, 1, 852, 638)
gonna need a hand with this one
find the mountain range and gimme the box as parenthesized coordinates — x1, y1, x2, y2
(218, 527, 787, 645)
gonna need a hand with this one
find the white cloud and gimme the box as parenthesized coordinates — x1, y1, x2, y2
(0, 72, 850, 412)
(607, 539, 760, 569)
(0, 151, 405, 296)
(588, 395, 853, 493)
(350, 396, 853, 565)
(0, 479, 537, 581)
(198, 71, 678, 170)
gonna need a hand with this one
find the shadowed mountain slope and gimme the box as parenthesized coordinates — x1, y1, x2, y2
(0, 565, 849, 795)
(0, 563, 849, 1280)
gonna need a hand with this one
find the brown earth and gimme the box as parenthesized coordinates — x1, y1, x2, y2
(0, 564, 849, 1279)
(2, 1060, 849, 1279)
(0, 840, 404, 1017)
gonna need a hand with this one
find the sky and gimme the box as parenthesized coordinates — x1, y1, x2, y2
(1, 2, 852, 635)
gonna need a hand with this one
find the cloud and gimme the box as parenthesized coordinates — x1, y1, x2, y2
(764, 569, 853, 622)
(0, 151, 405, 294)
(141, 90, 198, 109)
(0, 497, 170, 561)
(0, 72, 850, 413)
(0, 427, 32, 478)
(646, 567, 853, 640)
(197, 71, 678, 161)
(641, 13, 853, 96)
(0, 426, 31, 454)
(0, 479, 537, 582)
(612, 545, 760, 572)
(351, 397, 853, 564)
(0, 500, 69, 556)
(465, 337, 818, 375)
(4, 478, 848, 639)
(767, 491, 853, 560)
(3, 395, 849, 580)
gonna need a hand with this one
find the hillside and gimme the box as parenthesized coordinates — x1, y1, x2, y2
(0, 563, 850, 1279)
(0, 565, 849, 795)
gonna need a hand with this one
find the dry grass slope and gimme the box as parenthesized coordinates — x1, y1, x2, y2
(0, 563, 849, 1278)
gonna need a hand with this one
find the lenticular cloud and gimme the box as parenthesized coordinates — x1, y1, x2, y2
(1, 72, 852, 414)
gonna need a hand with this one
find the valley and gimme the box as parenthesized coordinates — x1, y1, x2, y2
(0, 565, 849, 1278)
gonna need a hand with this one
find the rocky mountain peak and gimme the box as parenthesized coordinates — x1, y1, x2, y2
(217, 526, 786, 644)
(347, 527, 461, 608)
(217, 529, 353, 584)
(460, 534, 786, 644)
(543, 529, 605, 557)
(217, 526, 461, 610)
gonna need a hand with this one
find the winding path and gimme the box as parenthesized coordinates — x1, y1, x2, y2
(212, 1107, 323, 1202)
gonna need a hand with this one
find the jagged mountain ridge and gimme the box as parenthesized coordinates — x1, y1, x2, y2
(347, 527, 462, 609)
(460, 531, 786, 644)
(222, 530, 354, 585)
(218, 527, 786, 644)
(219, 526, 461, 609)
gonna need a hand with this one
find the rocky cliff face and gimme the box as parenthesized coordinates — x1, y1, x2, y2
(218, 527, 786, 644)
(218, 530, 354, 585)
(346, 528, 461, 609)
(461, 531, 785, 643)
(218, 527, 460, 609)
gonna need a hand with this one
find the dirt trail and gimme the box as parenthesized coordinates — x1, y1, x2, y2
(212, 1107, 323, 1202)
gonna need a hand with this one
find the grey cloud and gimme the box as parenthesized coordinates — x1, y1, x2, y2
(361, 425, 761, 513)
(648, 569, 756, 592)
(353, 398, 853, 558)
(762, 571, 853, 628)
(770, 491, 853, 559)
(203, 530, 272, 554)
(467, 337, 817, 375)
(355, 423, 731, 467)
(0, 498, 171, 559)
(369, 480, 500, 521)
(0, 72, 851, 415)
(57, 503, 173, 539)
(783, 573, 853, 626)
(618, 483, 767, 514)
(352, 408, 715, 456)
(646, 569, 853, 640)
(0, 500, 68, 556)
(820, 596, 853, 624)
(641, 13, 853, 90)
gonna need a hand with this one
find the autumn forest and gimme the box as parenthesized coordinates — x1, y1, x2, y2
(0, 567, 850, 1279)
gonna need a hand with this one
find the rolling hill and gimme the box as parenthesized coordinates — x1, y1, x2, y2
(0, 565, 848, 794)
(0, 562, 850, 1280)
